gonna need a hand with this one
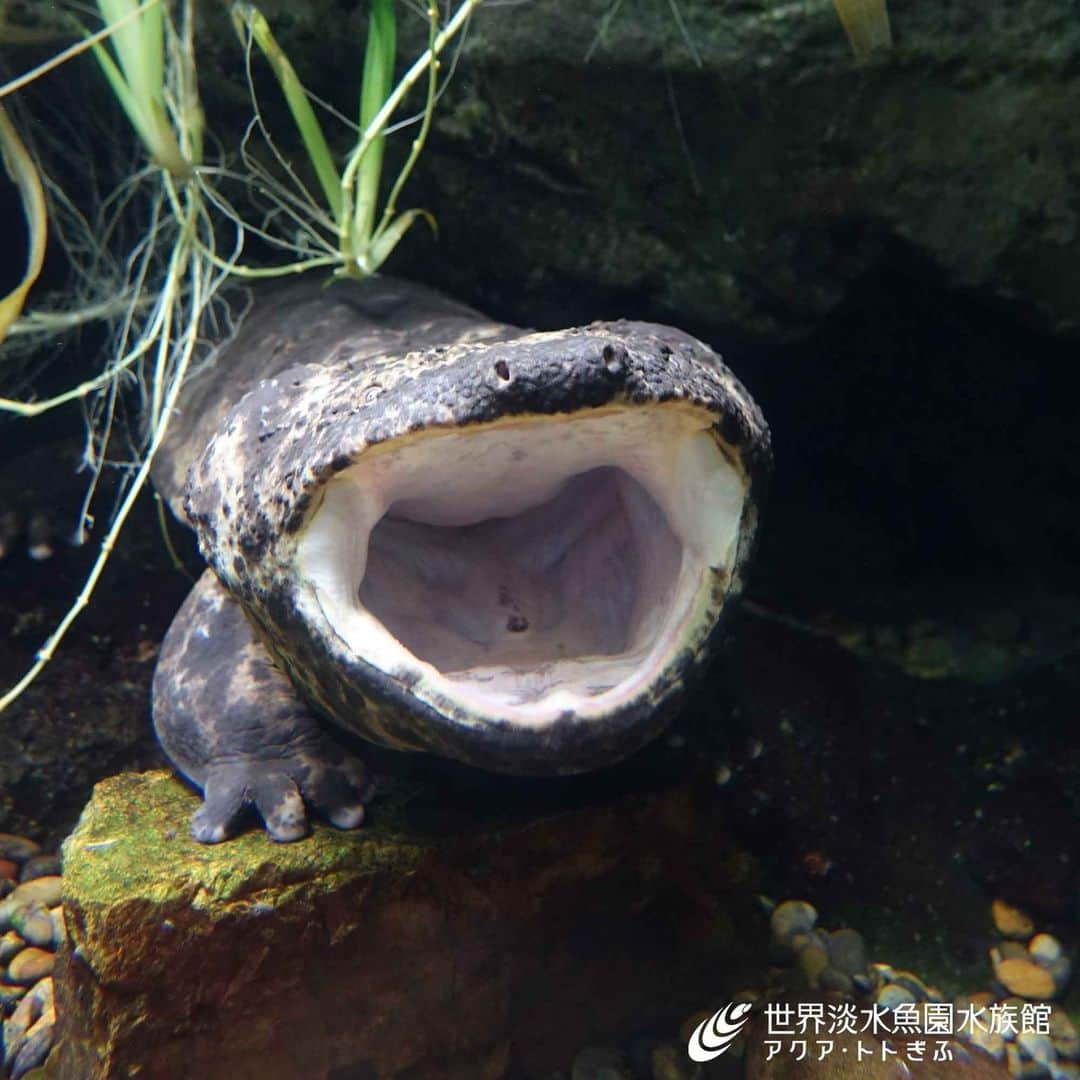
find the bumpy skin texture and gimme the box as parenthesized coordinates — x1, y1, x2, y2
(152, 570, 372, 842)
(152, 275, 771, 840)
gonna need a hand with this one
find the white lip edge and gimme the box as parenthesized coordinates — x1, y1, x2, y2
(293, 403, 748, 730)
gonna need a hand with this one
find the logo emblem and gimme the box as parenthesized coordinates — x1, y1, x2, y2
(687, 1001, 753, 1062)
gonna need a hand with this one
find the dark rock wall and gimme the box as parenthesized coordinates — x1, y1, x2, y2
(384, 0, 1080, 339)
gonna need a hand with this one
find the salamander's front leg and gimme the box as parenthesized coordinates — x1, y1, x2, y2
(152, 570, 373, 843)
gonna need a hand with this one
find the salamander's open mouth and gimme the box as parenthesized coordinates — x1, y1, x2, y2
(298, 404, 746, 726)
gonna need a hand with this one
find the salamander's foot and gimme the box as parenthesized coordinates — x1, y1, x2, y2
(191, 743, 372, 844)
(153, 569, 374, 844)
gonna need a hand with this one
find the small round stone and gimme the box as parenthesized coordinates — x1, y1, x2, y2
(993, 953, 1056, 999)
(0, 859, 18, 883)
(1050, 1005, 1079, 1059)
(0, 928, 26, 963)
(955, 990, 997, 1011)
(770, 899, 818, 946)
(5, 975, 51, 1041)
(18, 855, 61, 884)
(4, 977, 54, 1080)
(991, 898, 1035, 939)
(1028, 932, 1063, 966)
(826, 928, 867, 976)
(797, 942, 830, 989)
(1048, 955, 1073, 993)
(6, 946, 55, 985)
(1017, 1031, 1056, 1068)
(819, 966, 854, 994)
(998, 940, 1029, 960)
(8, 876, 62, 909)
(0, 835, 41, 865)
(871, 962, 896, 983)
(876, 984, 917, 1010)
(964, 1026, 1006, 1061)
(10, 1013, 55, 1080)
(10, 902, 54, 949)
(889, 970, 938, 1002)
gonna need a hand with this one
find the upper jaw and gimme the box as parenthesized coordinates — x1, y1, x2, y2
(187, 320, 770, 771)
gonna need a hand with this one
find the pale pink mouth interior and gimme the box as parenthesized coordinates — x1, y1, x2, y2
(297, 405, 746, 725)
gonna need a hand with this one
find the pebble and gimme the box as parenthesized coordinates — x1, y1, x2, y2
(0, 834, 62, 1076)
(991, 898, 1036, 939)
(1048, 955, 1073, 994)
(4, 977, 54, 1079)
(0, 836, 40, 865)
(797, 942, 829, 988)
(875, 983, 917, 1010)
(770, 900, 817, 947)
(1016, 1031, 1057, 1069)
(6, 946, 55, 985)
(998, 940, 1029, 961)
(826, 927, 867, 976)
(888, 970, 940, 1002)
(788, 929, 828, 955)
(4, 976, 51, 1049)
(9, 876, 62, 909)
(0, 984, 26, 1012)
(964, 1025, 1006, 1061)
(956, 990, 997, 1009)
(10, 1012, 55, 1080)
(11, 902, 55, 949)
(0, 882, 62, 933)
(19, 854, 61, 884)
(992, 952, 1056, 999)
(818, 966, 854, 994)
(0, 929, 25, 963)
(1028, 933, 1063, 966)
(1005, 1043, 1046, 1080)
(571, 1046, 633, 1080)
(1049, 1006, 1079, 1059)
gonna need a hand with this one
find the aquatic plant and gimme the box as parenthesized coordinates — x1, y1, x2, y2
(832, 0, 892, 58)
(0, 0, 480, 710)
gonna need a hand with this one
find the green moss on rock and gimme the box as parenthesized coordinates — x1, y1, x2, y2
(50, 769, 759, 1079)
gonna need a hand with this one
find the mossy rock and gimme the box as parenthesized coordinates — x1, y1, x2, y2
(48, 770, 759, 1079)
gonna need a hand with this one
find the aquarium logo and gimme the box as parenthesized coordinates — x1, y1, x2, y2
(687, 1001, 753, 1062)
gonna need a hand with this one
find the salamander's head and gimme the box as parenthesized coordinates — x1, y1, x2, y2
(187, 320, 770, 773)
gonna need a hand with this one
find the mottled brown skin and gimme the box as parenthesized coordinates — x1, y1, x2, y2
(151, 275, 771, 842)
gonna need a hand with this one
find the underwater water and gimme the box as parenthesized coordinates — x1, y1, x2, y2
(0, 0, 1077, 1077)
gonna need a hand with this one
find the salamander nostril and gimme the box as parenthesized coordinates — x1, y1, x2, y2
(602, 344, 625, 376)
(494, 360, 510, 380)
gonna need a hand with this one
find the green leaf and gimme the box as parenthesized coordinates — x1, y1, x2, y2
(359, 208, 434, 275)
(235, 3, 342, 219)
(353, 0, 396, 248)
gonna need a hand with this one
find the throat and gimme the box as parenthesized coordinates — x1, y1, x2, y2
(296, 405, 746, 725)
(358, 467, 680, 703)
